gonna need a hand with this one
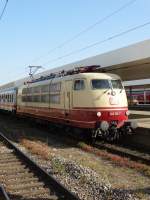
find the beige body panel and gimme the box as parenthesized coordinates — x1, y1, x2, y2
(17, 72, 128, 109)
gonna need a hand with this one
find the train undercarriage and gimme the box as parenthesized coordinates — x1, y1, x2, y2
(90, 120, 137, 143)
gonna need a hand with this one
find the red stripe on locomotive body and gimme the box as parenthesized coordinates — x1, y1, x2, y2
(17, 106, 128, 129)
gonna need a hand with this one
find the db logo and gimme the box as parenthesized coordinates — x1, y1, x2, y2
(109, 96, 119, 105)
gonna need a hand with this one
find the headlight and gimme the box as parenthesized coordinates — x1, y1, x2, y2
(126, 110, 130, 116)
(100, 121, 109, 131)
(131, 121, 138, 129)
(97, 112, 101, 117)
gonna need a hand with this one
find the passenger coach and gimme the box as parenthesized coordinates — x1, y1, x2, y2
(0, 87, 17, 112)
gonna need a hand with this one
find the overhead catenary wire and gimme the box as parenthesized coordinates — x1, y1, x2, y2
(43, 20, 150, 66)
(0, 0, 8, 22)
(31, 0, 137, 63)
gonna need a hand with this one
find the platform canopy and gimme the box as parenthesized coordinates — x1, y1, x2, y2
(36, 39, 150, 82)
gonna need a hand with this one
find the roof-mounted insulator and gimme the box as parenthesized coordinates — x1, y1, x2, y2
(25, 65, 101, 84)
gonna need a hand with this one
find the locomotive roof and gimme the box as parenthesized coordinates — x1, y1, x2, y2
(20, 72, 121, 88)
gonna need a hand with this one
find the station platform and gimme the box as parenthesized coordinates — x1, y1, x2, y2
(127, 110, 150, 150)
(133, 119, 150, 129)
(130, 110, 150, 116)
(129, 110, 150, 128)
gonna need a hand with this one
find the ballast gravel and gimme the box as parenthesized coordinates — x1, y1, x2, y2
(15, 143, 139, 200)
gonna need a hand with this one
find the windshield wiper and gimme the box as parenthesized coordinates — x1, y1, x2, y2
(104, 88, 110, 93)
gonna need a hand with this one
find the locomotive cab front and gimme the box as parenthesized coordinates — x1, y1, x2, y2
(73, 72, 137, 141)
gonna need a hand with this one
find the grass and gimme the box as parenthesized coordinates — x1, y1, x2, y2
(78, 174, 88, 185)
(51, 159, 66, 175)
(4, 130, 150, 199)
(21, 139, 67, 175)
(3, 119, 150, 178)
(78, 142, 150, 177)
(21, 138, 150, 177)
(0, 113, 150, 199)
(21, 139, 52, 160)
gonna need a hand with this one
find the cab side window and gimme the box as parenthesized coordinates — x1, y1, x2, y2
(74, 80, 85, 90)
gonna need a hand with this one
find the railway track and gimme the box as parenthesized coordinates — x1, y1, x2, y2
(0, 112, 149, 173)
(58, 125, 150, 166)
(26, 121, 150, 167)
(49, 125, 150, 167)
(0, 185, 10, 200)
(94, 141, 150, 166)
(0, 132, 79, 200)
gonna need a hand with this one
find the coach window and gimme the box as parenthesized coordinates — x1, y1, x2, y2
(26, 96, 30, 102)
(22, 88, 27, 95)
(28, 87, 33, 94)
(22, 96, 27, 102)
(74, 80, 85, 90)
(33, 86, 41, 93)
(41, 85, 49, 93)
(41, 94, 49, 103)
(11, 94, 14, 102)
(32, 95, 40, 102)
(50, 82, 61, 92)
(50, 94, 60, 104)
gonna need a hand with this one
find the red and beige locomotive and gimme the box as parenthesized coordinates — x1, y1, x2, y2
(0, 66, 137, 141)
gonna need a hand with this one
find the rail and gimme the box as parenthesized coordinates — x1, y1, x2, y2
(95, 141, 150, 166)
(0, 185, 11, 200)
(0, 132, 79, 200)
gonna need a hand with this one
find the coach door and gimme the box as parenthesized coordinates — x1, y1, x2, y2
(64, 80, 72, 117)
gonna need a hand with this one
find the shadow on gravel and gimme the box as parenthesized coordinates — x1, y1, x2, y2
(9, 194, 54, 200)
(113, 187, 150, 195)
(0, 112, 78, 150)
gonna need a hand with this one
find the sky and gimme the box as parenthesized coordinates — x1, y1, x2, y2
(0, 0, 150, 85)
